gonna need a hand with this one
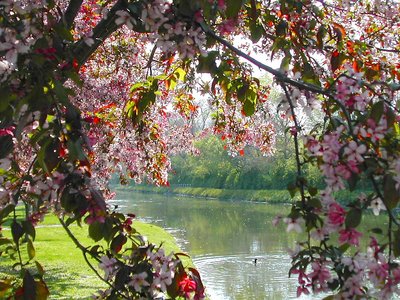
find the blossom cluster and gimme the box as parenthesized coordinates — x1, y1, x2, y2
(115, 0, 207, 59)
(95, 246, 204, 299)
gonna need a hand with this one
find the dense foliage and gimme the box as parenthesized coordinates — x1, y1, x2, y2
(170, 135, 323, 190)
(1, 0, 400, 299)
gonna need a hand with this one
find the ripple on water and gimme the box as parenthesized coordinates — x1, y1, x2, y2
(193, 253, 320, 300)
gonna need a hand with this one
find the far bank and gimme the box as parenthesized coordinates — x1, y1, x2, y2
(115, 185, 367, 205)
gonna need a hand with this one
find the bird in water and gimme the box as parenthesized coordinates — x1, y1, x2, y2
(253, 258, 258, 265)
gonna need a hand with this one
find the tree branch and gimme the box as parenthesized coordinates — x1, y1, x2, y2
(62, 0, 84, 29)
(280, 82, 305, 203)
(71, 0, 148, 66)
(199, 22, 332, 96)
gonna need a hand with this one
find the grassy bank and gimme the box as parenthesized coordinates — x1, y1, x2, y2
(121, 185, 292, 203)
(0, 210, 191, 299)
(118, 185, 369, 204)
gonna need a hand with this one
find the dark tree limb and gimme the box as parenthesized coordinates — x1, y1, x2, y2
(71, 0, 149, 66)
(62, 0, 84, 29)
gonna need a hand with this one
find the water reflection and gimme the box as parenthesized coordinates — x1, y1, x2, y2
(112, 190, 316, 299)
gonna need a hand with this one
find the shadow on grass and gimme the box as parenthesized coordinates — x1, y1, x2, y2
(0, 262, 105, 299)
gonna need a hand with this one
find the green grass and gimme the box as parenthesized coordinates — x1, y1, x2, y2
(0, 208, 191, 299)
(124, 185, 293, 203)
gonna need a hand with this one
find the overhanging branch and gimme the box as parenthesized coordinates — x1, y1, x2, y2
(199, 22, 332, 97)
(71, 0, 149, 66)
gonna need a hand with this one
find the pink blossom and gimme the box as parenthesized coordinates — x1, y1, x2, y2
(128, 272, 150, 292)
(308, 261, 331, 292)
(342, 274, 365, 298)
(296, 285, 310, 297)
(218, 19, 237, 35)
(339, 228, 362, 246)
(310, 227, 328, 241)
(179, 275, 197, 299)
(283, 217, 303, 233)
(153, 264, 175, 292)
(344, 141, 367, 162)
(369, 197, 386, 216)
(98, 256, 117, 279)
(327, 202, 346, 227)
(368, 259, 389, 288)
(272, 215, 282, 226)
(217, 0, 226, 10)
(0, 126, 15, 136)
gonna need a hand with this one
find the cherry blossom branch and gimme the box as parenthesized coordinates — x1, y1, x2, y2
(71, 0, 148, 66)
(72, 0, 125, 66)
(199, 22, 332, 96)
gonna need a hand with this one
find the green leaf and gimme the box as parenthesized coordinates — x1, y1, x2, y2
(237, 84, 248, 102)
(307, 197, 322, 209)
(345, 208, 362, 229)
(249, 23, 264, 43)
(347, 172, 359, 191)
(11, 221, 24, 244)
(394, 230, 400, 257)
(53, 24, 73, 41)
(174, 67, 186, 81)
(0, 204, 15, 221)
(308, 187, 318, 197)
(23, 269, 36, 300)
(27, 239, 35, 260)
(287, 182, 298, 198)
(37, 139, 50, 174)
(316, 25, 327, 49)
(0, 87, 15, 112)
(280, 54, 292, 72)
(88, 221, 104, 242)
(226, 0, 243, 18)
(114, 266, 130, 289)
(370, 101, 384, 124)
(302, 63, 321, 86)
(197, 53, 218, 74)
(22, 220, 36, 241)
(67, 139, 87, 161)
(276, 20, 288, 36)
(383, 175, 400, 209)
(53, 80, 71, 104)
(35, 261, 45, 276)
(0, 136, 13, 159)
(370, 227, 383, 234)
(110, 234, 127, 254)
(243, 100, 256, 116)
(338, 243, 350, 253)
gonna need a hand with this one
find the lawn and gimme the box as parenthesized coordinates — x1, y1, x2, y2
(0, 210, 190, 299)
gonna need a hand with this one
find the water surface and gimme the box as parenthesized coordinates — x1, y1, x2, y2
(112, 190, 315, 299)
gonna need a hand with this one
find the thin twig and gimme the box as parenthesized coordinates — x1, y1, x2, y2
(280, 82, 305, 204)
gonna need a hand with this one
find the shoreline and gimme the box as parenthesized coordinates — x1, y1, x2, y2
(114, 184, 370, 205)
